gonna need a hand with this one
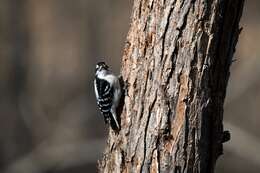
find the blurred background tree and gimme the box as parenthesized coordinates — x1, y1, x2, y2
(0, 0, 259, 173)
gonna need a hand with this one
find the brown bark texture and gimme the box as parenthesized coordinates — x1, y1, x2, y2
(99, 0, 244, 173)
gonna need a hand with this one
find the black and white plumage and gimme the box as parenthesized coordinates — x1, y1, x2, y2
(94, 62, 121, 130)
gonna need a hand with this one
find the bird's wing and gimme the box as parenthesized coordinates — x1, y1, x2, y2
(94, 77, 114, 113)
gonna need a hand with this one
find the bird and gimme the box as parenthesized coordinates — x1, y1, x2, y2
(94, 62, 121, 131)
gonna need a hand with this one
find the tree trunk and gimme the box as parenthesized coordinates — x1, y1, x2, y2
(99, 0, 244, 173)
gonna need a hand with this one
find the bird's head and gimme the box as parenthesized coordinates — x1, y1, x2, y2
(96, 62, 109, 73)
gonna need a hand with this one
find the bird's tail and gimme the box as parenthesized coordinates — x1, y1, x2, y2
(110, 111, 120, 131)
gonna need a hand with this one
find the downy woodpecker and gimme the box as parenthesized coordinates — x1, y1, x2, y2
(94, 62, 121, 131)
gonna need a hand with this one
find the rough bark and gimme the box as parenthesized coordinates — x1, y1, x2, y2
(99, 0, 244, 173)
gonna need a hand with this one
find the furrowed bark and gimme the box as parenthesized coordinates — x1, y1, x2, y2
(99, 0, 244, 173)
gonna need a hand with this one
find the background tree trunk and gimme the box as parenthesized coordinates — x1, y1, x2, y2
(99, 0, 244, 173)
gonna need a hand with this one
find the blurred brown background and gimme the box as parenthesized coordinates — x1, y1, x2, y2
(0, 1, 259, 173)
